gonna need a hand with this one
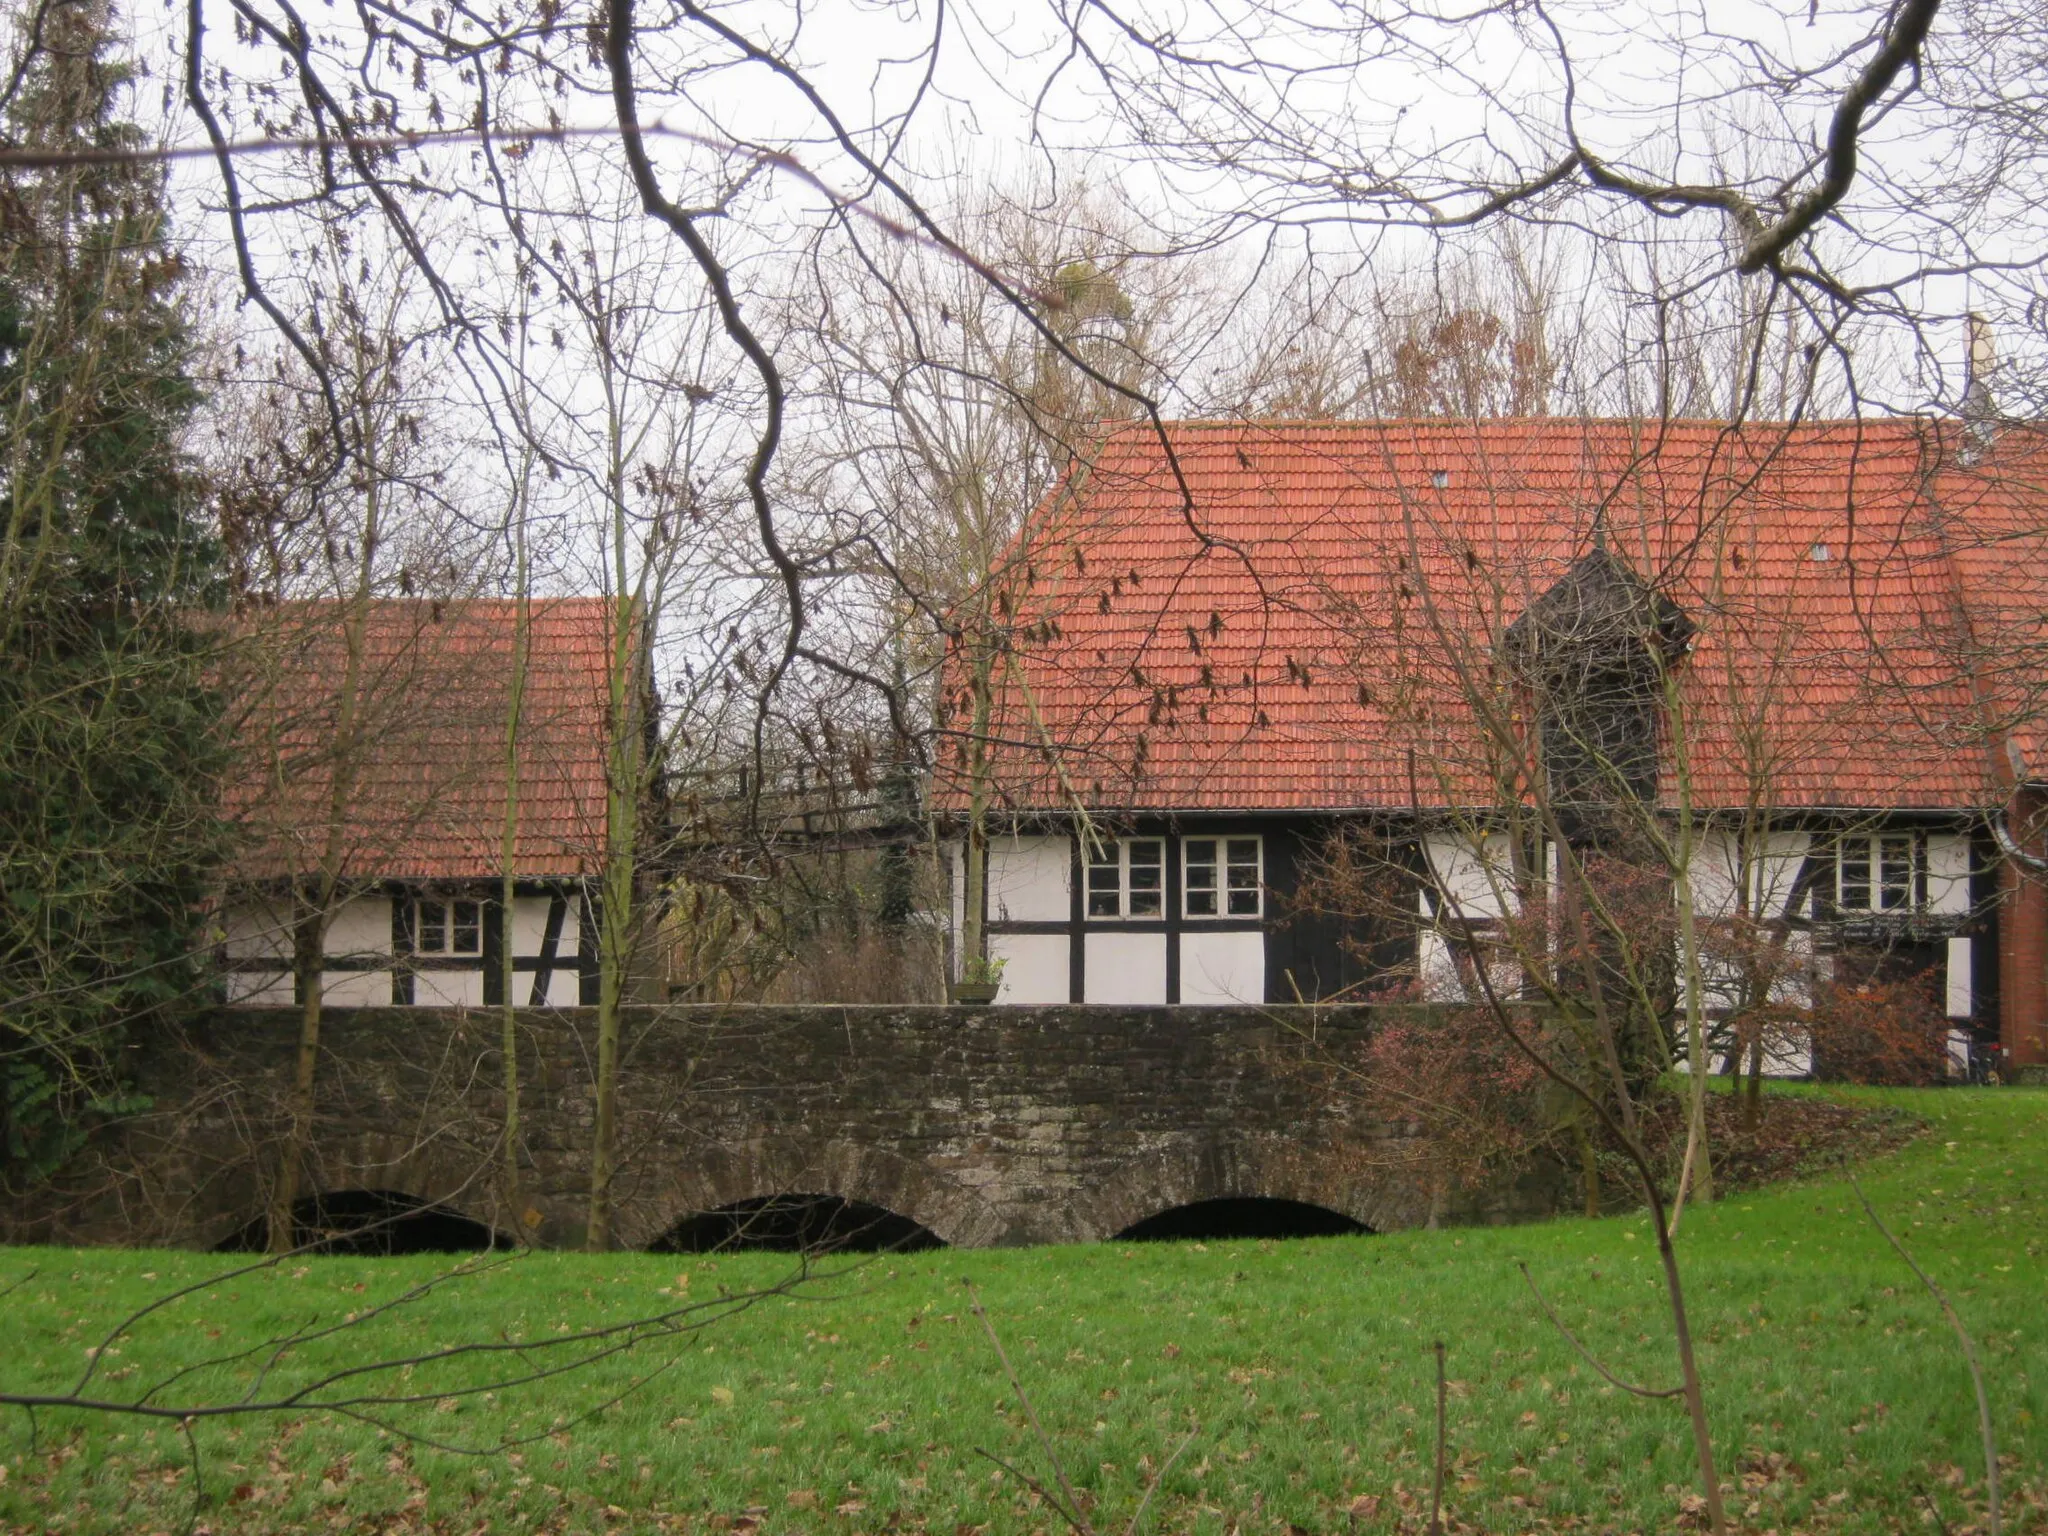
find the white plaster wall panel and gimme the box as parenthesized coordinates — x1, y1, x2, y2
(1417, 928, 1465, 1002)
(1927, 833, 1972, 915)
(415, 969, 486, 1008)
(1179, 931, 1265, 1004)
(326, 896, 393, 960)
(1687, 831, 1810, 918)
(1481, 953, 1523, 999)
(529, 967, 560, 1007)
(1769, 1032, 1814, 1076)
(989, 933, 1069, 1003)
(525, 965, 579, 1008)
(1688, 829, 1744, 918)
(227, 969, 293, 1005)
(504, 893, 580, 955)
(943, 840, 964, 959)
(1690, 928, 1813, 1014)
(1420, 833, 1516, 917)
(223, 902, 292, 961)
(1947, 935, 1972, 1017)
(507, 894, 558, 955)
(1690, 952, 1744, 1016)
(1769, 929, 1815, 1008)
(1083, 932, 1167, 1004)
(1704, 1031, 1812, 1077)
(1751, 832, 1813, 916)
(321, 969, 392, 1006)
(989, 835, 1071, 923)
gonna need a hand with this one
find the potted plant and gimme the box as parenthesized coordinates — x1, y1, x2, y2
(950, 954, 1004, 1006)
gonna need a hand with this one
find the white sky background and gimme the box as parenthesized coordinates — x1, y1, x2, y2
(111, 0, 2048, 750)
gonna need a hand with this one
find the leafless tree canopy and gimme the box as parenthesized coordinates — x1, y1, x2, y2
(115, 0, 2035, 736)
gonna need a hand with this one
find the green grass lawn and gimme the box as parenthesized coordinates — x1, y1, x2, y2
(2, 1085, 2042, 1535)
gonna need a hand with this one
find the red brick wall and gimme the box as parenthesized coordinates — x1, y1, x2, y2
(2001, 787, 2048, 1067)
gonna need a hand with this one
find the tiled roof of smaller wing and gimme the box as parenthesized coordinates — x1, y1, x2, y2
(1930, 433, 2048, 776)
(950, 418, 2045, 816)
(225, 598, 621, 882)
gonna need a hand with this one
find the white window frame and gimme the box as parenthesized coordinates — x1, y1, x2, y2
(1085, 837, 1165, 920)
(1183, 835, 1264, 920)
(1835, 832, 1918, 913)
(414, 897, 483, 956)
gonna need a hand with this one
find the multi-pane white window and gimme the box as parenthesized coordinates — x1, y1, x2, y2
(1837, 833, 1917, 912)
(1086, 838, 1164, 918)
(1184, 836, 1262, 918)
(414, 898, 483, 955)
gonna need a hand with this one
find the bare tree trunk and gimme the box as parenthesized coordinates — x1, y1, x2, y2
(498, 555, 528, 1231)
(1654, 1214, 1728, 1532)
(586, 880, 624, 1252)
(1672, 863, 1715, 1209)
(586, 790, 640, 1249)
(586, 376, 645, 1250)
(270, 896, 325, 1252)
(267, 322, 381, 1252)
(1666, 674, 1714, 1209)
(1441, 868, 1729, 1535)
(269, 678, 365, 1255)
(957, 641, 994, 988)
(1577, 1117, 1600, 1218)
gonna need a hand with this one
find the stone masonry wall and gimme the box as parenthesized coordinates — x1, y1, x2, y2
(7, 1005, 1565, 1249)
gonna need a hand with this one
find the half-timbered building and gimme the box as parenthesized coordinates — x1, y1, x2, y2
(940, 418, 2048, 1071)
(220, 597, 637, 1008)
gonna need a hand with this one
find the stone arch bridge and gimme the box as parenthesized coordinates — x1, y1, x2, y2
(18, 1006, 1560, 1250)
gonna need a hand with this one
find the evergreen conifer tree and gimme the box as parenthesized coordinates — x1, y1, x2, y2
(0, 0, 224, 1175)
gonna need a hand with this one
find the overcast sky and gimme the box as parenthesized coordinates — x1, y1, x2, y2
(103, 0, 2048, 719)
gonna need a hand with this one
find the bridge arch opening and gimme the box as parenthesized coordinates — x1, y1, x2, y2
(1115, 1197, 1369, 1243)
(217, 1190, 511, 1256)
(650, 1193, 946, 1255)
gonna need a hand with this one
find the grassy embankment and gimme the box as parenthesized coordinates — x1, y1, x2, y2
(1, 1083, 2042, 1534)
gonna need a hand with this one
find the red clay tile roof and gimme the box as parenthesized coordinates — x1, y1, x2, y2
(1929, 435, 2048, 776)
(226, 597, 624, 882)
(951, 418, 2048, 815)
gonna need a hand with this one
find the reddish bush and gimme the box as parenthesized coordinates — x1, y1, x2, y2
(1348, 1001, 1558, 1198)
(1808, 972, 1948, 1086)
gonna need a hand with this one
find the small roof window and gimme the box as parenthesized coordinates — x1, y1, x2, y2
(1810, 542, 1831, 562)
(1430, 468, 1450, 490)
